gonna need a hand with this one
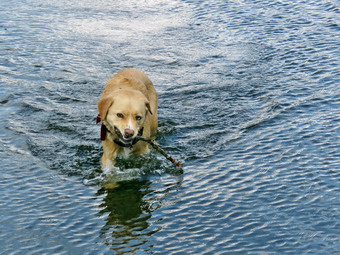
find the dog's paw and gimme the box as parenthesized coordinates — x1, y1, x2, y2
(102, 165, 120, 176)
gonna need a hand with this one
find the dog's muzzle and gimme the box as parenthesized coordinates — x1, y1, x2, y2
(113, 126, 144, 148)
(114, 126, 133, 143)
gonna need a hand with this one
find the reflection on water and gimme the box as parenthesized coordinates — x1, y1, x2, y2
(97, 176, 183, 253)
(98, 181, 153, 252)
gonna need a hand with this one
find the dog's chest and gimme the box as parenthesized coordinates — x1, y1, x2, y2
(118, 147, 132, 159)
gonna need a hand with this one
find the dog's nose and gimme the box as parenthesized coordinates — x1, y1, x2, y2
(124, 128, 135, 139)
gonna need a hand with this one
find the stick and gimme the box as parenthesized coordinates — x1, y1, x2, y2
(136, 136, 182, 167)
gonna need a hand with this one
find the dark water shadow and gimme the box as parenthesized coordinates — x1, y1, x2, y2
(96, 175, 183, 253)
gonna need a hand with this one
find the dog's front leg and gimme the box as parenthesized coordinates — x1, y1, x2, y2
(101, 140, 118, 174)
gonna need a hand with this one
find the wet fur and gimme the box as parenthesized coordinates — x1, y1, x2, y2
(98, 69, 158, 171)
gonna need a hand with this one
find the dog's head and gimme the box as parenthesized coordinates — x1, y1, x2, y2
(98, 90, 152, 145)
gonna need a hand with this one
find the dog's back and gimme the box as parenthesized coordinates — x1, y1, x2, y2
(103, 69, 155, 99)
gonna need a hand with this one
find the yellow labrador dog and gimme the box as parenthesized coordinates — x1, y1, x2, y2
(97, 69, 158, 171)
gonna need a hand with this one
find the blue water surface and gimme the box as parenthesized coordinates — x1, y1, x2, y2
(0, 0, 339, 254)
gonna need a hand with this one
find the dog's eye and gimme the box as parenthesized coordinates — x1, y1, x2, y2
(136, 116, 142, 121)
(117, 113, 124, 118)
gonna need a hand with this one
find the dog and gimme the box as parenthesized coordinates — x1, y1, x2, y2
(97, 69, 158, 172)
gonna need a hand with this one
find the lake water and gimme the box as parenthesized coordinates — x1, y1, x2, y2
(0, 0, 339, 254)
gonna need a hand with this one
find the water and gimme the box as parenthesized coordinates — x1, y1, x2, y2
(1, 0, 339, 254)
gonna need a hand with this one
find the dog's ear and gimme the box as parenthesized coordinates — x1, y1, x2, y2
(145, 101, 153, 115)
(98, 96, 114, 121)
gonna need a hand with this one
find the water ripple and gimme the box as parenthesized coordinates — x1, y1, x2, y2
(1, 0, 339, 254)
